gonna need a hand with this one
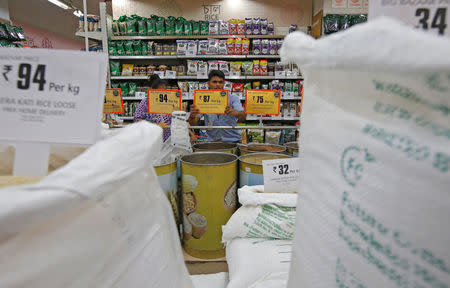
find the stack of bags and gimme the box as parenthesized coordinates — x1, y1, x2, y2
(222, 185, 297, 288)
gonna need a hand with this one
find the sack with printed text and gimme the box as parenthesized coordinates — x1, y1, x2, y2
(280, 18, 450, 288)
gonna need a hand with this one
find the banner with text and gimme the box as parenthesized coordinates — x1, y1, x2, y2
(194, 89, 229, 114)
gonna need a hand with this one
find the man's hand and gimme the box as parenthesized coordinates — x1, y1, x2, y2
(225, 106, 238, 117)
(158, 121, 169, 129)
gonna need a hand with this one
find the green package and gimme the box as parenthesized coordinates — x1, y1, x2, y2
(108, 41, 117, 55)
(183, 20, 193, 35)
(244, 82, 252, 90)
(192, 21, 200, 35)
(124, 41, 134, 55)
(147, 41, 154, 55)
(126, 17, 137, 36)
(165, 18, 175, 36)
(13, 26, 26, 41)
(137, 19, 147, 36)
(128, 82, 137, 97)
(147, 18, 156, 35)
(111, 82, 120, 89)
(118, 16, 128, 35)
(116, 41, 125, 55)
(142, 41, 148, 55)
(242, 61, 253, 76)
(112, 20, 119, 35)
(119, 82, 129, 97)
(132, 40, 142, 55)
(200, 21, 209, 35)
(175, 17, 185, 35)
(156, 17, 165, 36)
(110, 61, 121, 76)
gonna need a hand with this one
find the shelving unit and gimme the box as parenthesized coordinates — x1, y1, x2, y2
(111, 34, 287, 40)
(109, 55, 282, 60)
(111, 75, 303, 80)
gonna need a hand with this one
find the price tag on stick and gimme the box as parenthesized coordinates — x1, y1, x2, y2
(147, 89, 182, 114)
(245, 89, 281, 115)
(263, 158, 300, 193)
(194, 89, 229, 114)
(103, 88, 124, 114)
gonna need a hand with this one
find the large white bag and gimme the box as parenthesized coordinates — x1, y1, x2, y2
(0, 122, 193, 288)
(280, 18, 450, 288)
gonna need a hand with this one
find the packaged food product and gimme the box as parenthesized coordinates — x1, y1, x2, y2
(188, 81, 199, 92)
(219, 61, 230, 76)
(218, 40, 227, 55)
(137, 19, 147, 36)
(340, 14, 351, 30)
(198, 40, 209, 55)
(230, 61, 242, 73)
(245, 18, 253, 35)
(252, 39, 261, 55)
(166, 16, 176, 35)
(163, 44, 170, 56)
(175, 18, 184, 35)
(115, 41, 125, 55)
(126, 17, 137, 36)
(234, 38, 242, 55)
(112, 21, 120, 36)
(253, 60, 260, 76)
(224, 81, 233, 91)
(187, 60, 198, 76)
(268, 22, 274, 35)
(219, 20, 229, 35)
(187, 40, 198, 55)
(170, 44, 177, 56)
(247, 129, 264, 143)
(124, 41, 134, 55)
(128, 82, 137, 96)
(156, 17, 165, 35)
(122, 64, 134, 76)
(229, 19, 238, 35)
(158, 65, 168, 72)
(147, 18, 156, 35)
(133, 65, 139, 76)
(111, 82, 120, 89)
(207, 60, 219, 72)
(209, 21, 219, 35)
(110, 61, 121, 76)
(147, 41, 154, 55)
(252, 81, 261, 89)
(226, 38, 235, 55)
(262, 84, 269, 90)
(252, 18, 261, 35)
(192, 21, 200, 35)
(260, 18, 268, 35)
(285, 81, 293, 92)
(232, 83, 245, 92)
(154, 43, 163, 56)
(147, 65, 156, 75)
(118, 16, 127, 35)
(277, 39, 283, 53)
(268, 62, 275, 75)
(242, 38, 250, 55)
(184, 20, 193, 35)
(293, 81, 299, 96)
(207, 38, 219, 55)
(133, 40, 142, 55)
(260, 60, 268, 76)
(199, 82, 209, 90)
(237, 19, 246, 35)
(288, 24, 297, 33)
(244, 82, 252, 91)
(108, 41, 117, 55)
(177, 40, 188, 55)
(269, 39, 277, 55)
(119, 82, 129, 96)
(265, 130, 281, 144)
(324, 14, 339, 34)
(141, 41, 148, 55)
(198, 61, 208, 74)
(261, 39, 269, 55)
(177, 65, 186, 76)
(178, 81, 189, 92)
(200, 21, 209, 35)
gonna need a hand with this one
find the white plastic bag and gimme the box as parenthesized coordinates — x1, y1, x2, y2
(226, 238, 292, 288)
(190, 272, 229, 288)
(0, 122, 193, 288)
(238, 185, 298, 207)
(280, 18, 450, 288)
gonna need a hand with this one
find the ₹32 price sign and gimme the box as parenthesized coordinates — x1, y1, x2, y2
(245, 89, 281, 115)
(147, 89, 182, 114)
(262, 158, 300, 193)
(369, 2, 448, 37)
(194, 89, 229, 114)
(103, 88, 124, 114)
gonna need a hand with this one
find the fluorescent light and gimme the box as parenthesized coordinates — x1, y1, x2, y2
(48, 0, 70, 9)
(73, 10, 83, 17)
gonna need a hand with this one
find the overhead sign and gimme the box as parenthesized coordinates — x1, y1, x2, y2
(103, 88, 124, 114)
(262, 158, 300, 193)
(245, 89, 281, 115)
(147, 89, 182, 114)
(194, 89, 228, 114)
(369, 2, 449, 37)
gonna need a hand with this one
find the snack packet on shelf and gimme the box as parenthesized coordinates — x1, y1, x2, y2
(227, 38, 235, 55)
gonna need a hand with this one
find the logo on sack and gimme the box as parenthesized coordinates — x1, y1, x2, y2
(340, 146, 376, 187)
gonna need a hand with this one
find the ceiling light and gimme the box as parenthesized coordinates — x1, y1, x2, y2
(73, 10, 83, 17)
(48, 0, 70, 10)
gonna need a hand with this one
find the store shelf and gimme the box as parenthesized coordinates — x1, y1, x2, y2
(111, 76, 148, 80)
(117, 116, 134, 120)
(246, 55, 280, 59)
(109, 55, 281, 60)
(177, 55, 248, 59)
(109, 56, 178, 60)
(246, 116, 300, 121)
(111, 75, 301, 80)
(246, 75, 303, 80)
(75, 31, 103, 41)
(110, 34, 287, 40)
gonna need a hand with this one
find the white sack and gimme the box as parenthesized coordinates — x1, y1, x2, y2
(190, 272, 229, 288)
(0, 122, 193, 288)
(280, 18, 450, 288)
(248, 272, 289, 288)
(226, 239, 292, 288)
(238, 185, 298, 207)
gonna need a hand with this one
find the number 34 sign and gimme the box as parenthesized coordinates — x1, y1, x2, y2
(147, 89, 182, 114)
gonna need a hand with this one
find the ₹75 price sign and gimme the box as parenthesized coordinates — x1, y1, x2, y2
(147, 89, 182, 114)
(194, 89, 229, 114)
(103, 88, 124, 114)
(245, 89, 281, 115)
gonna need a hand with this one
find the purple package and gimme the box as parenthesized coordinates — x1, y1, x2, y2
(252, 18, 261, 35)
(245, 18, 253, 35)
(277, 39, 283, 54)
(269, 39, 277, 55)
(275, 61, 283, 71)
(261, 39, 269, 55)
(252, 38, 261, 55)
(260, 18, 268, 35)
(268, 22, 274, 35)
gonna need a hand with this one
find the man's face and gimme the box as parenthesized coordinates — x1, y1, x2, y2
(208, 76, 225, 89)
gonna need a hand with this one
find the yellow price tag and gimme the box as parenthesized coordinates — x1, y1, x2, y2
(147, 89, 182, 115)
(103, 88, 124, 114)
(245, 89, 281, 115)
(194, 89, 229, 114)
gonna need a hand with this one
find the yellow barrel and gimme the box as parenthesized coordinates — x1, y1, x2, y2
(154, 160, 179, 224)
(285, 141, 299, 157)
(239, 152, 291, 188)
(239, 143, 286, 155)
(181, 152, 238, 259)
(193, 142, 237, 154)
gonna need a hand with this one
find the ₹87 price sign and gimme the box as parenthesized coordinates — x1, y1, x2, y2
(194, 89, 229, 114)
(245, 89, 281, 115)
(103, 88, 124, 114)
(147, 89, 182, 114)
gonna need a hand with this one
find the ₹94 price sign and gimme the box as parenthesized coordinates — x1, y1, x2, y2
(194, 89, 229, 114)
(147, 89, 182, 114)
(245, 89, 281, 115)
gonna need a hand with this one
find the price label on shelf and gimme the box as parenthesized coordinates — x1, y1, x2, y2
(197, 71, 208, 79)
(194, 89, 228, 114)
(245, 89, 281, 115)
(186, 50, 197, 57)
(147, 89, 182, 114)
(165, 70, 177, 79)
(369, 2, 449, 37)
(154, 71, 165, 78)
(230, 70, 241, 78)
(275, 71, 285, 78)
(103, 88, 124, 114)
(262, 158, 300, 193)
(135, 92, 146, 99)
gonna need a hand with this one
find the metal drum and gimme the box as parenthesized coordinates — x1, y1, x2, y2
(154, 160, 179, 224)
(193, 142, 237, 154)
(239, 152, 291, 187)
(239, 143, 286, 155)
